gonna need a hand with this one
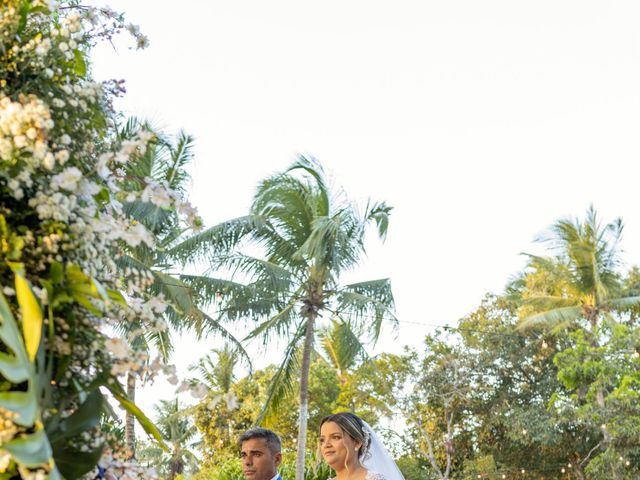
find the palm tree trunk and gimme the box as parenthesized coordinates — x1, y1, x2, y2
(295, 311, 317, 480)
(125, 372, 137, 458)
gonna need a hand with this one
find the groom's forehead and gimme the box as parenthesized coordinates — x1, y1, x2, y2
(241, 438, 270, 453)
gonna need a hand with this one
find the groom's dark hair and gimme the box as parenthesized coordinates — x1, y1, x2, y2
(239, 427, 282, 455)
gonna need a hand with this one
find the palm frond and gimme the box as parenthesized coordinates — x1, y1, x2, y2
(188, 346, 239, 392)
(178, 274, 253, 308)
(517, 306, 583, 331)
(318, 319, 368, 374)
(363, 200, 393, 241)
(215, 254, 298, 292)
(152, 271, 197, 324)
(191, 310, 250, 364)
(244, 290, 302, 344)
(517, 295, 577, 311)
(256, 321, 306, 426)
(335, 279, 396, 341)
(285, 155, 329, 217)
(164, 131, 195, 193)
(606, 295, 640, 310)
(167, 215, 267, 266)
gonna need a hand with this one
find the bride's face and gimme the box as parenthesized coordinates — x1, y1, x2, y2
(319, 421, 361, 470)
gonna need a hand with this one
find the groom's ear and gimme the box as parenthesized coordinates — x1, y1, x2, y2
(274, 452, 282, 468)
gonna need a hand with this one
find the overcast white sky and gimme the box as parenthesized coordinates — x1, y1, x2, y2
(90, 0, 640, 415)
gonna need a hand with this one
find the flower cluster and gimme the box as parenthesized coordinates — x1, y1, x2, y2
(0, 1, 201, 478)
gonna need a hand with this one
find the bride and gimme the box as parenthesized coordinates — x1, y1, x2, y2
(319, 412, 405, 480)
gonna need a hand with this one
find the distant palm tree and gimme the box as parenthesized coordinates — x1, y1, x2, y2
(318, 319, 368, 386)
(171, 156, 395, 480)
(189, 345, 239, 393)
(514, 206, 640, 333)
(138, 399, 199, 480)
(117, 119, 244, 456)
(513, 207, 640, 407)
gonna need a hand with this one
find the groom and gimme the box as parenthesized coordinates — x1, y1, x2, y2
(240, 428, 283, 480)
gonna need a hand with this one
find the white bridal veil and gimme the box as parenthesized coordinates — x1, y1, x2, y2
(361, 421, 405, 480)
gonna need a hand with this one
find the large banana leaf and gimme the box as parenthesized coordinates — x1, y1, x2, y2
(0, 287, 60, 477)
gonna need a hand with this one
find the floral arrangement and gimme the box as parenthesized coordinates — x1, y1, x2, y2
(0, 0, 199, 478)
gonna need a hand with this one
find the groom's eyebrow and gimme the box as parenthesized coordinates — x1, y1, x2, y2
(242, 449, 264, 456)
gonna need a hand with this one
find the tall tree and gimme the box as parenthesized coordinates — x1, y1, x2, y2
(510, 207, 640, 476)
(173, 156, 395, 480)
(318, 319, 368, 386)
(117, 119, 244, 456)
(189, 345, 240, 393)
(138, 399, 200, 480)
(514, 206, 640, 333)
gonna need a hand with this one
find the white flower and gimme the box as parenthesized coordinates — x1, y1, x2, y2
(146, 295, 167, 314)
(60, 133, 71, 145)
(55, 149, 70, 164)
(96, 153, 112, 178)
(176, 381, 191, 393)
(26, 127, 38, 140)
(105, 338, 129, 359)
(122, 222, 154, 247)
(0, 450, 10, 471)
(141, 182, 172, 208)
(42, 152, 55, 170)
(13, 135, 27, 148)
(58, 42, 69, 52)
(190, 383, 208, 399)
(51, 167, 82, 192)
(225, 391, 239, 410)
(78, 179, 101, 197)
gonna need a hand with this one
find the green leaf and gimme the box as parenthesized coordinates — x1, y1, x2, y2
(4, 428, 52, 467)
(11, 265, 43, 362)
(73, 49, 87, 76)
(48, 389, 103, 442)
(0, 291, 29, 366)
(91, 278, 111, 305)
(17, 0, 32, 34)
(106, 383, 168, 450)
(70, 292, 102, 316)
(53, 445, 104, 480)
(93, 187, 110, 205)
(0, 351, 29, 383)
(106, 288, 127, 307)
(0, 389, 38, 427)
(49, 262, 63, 284)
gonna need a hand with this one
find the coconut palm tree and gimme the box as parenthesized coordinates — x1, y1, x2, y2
(170, 156, 395, 480)
(512, 207, 640, 409)
(116, 119, 245, 456)
(514, 206, 640, 333)
(318, 319, 368, 386)
(189, 345, 240, 393)
(138, 399, 199, 480)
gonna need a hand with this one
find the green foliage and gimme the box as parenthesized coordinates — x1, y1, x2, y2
(194, 359, 341, 456)
(192, 452, 333, 480)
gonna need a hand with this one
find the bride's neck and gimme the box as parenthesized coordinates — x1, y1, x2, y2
(334, 463, 366, 480)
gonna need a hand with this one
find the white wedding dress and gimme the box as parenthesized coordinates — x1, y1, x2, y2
(329, 473, 387, 480)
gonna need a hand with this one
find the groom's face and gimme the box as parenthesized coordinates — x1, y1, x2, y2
(241, 437, 281, 480)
